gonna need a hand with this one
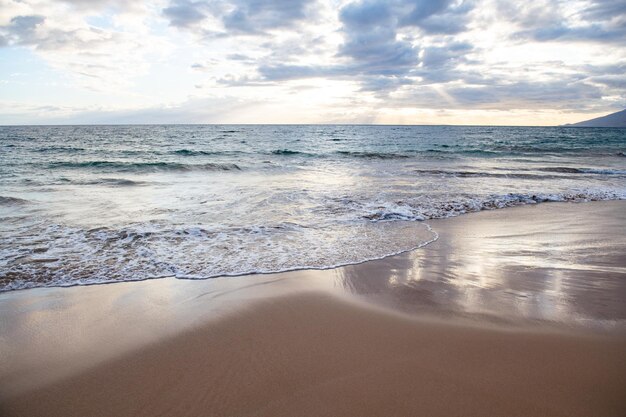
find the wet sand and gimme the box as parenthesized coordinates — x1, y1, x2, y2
(1, 201, 625, 416)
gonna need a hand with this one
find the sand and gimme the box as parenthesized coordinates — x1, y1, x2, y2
(2, 293, 626, 417)
(1, 201, 626, 416)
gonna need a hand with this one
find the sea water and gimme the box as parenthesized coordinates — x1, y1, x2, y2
(1, 125, 625, 290)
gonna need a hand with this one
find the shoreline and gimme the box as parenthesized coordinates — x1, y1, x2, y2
(2, 198, 623, 294)
(1, 200, 625, 416)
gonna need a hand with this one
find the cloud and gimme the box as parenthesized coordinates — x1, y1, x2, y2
(163, 0, 207, 28)
(0, 15, 46, 46)
(581, 0, 626, 22)
(588, 75, 626, 90)
(0, 15, 134, 53)
(0, 1, 166, 90)
(222, 0, 313, 33)
(161, 0, 478, 94)
(414, 43, 476, 83)
(504, 0, 626, 44)
(0, 96, 262, 124)
(388, 70, 619, 112)
(54, 0, 144, 10)
(248, 1, 477, 93)
(420, 42, 472, 68)
(338, 1, 418, 77)
(162, 0, 316, 33)
(399, 0, 474, 34)
(2, 0, 625, 124)
(258, 64, 331, 81)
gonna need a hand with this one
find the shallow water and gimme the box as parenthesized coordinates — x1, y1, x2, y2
(1, 125, 625, 290)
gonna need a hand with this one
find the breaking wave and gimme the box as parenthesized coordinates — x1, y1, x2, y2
(47, 161, 242, 172)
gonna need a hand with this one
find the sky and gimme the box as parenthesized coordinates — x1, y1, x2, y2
(0, 0, 625, 125)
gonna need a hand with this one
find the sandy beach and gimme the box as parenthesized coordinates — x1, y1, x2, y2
(3, 0, 626, 414)
(1, 201, 626, 416)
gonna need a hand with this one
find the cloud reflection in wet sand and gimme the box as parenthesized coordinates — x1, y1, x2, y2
(336, 201, 626, 330)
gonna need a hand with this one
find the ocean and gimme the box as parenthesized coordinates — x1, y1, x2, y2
(1, 125, 625, 291)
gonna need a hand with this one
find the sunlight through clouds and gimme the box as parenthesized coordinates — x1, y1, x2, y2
(0, 0, 624, 124)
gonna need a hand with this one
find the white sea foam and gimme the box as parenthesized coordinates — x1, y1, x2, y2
(1, 125, 625, 291)
(1, 190, 623, 292)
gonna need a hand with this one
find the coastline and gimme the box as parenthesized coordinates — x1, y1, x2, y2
(1, 200, 625, 416)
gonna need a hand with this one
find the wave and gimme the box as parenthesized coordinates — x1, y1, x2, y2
(0, 196, 29, 206)
(336, 151, 410, 159)
(36, 146, 86, 153)
(412, 169, 571, 179)
(173, 149, 219, 156)
(2, 191, 623, 293)
(424, 149, 499, 156)
(360, 190, 624, 222)
(271, 149, 314, 156)
(538, 167, 586, 173)
(538, 167, 626, 175)
(47, 161, 242, 172)
(0, 220, 437, 292)
(88, 178, 146, 186)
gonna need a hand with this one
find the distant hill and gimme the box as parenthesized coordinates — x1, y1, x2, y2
(566, 109, 626, 127)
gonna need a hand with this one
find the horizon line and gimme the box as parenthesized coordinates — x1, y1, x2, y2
(0, 122, 610, 128)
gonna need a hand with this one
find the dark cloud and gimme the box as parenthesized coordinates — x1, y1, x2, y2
(338, 2, 417, 75)
(162, 0, 478, 95)
(163, 0, 207, 28)
(582, 0, 626, 21)
(222, 0, 312, 33)
(413, 42, 476, 83)
(358, 76, 414, 92)
(0, 15, 46, 46)
(226, 53, 252, 61)
(583, 63, 626, 76)
(588, 75, 626, 90)
(338, 27, 418, 76)
(258, 64, 332, 81)
(390, 74, 615, 112)
(578, 63, 626, 90)
(515, 23, 626, 43)
(163, 0, 314, 33)
(334, 0, 475, 90)
(399, 0, 474, 34)
(339, 0, 392, 28)
(170, 0, 625, 111)
(338, 0, 474, 35)
(420, 42, 472, 68)
(505, 0, 626, 44)
(451, 81, 603, 109)
(255, 62, 420, 92)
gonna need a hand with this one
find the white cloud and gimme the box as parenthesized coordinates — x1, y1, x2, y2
(0, 0, 625, 124)
(0, 0, 170, 91)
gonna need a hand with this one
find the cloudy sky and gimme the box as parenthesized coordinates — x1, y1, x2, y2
(1, 0, 625, 125)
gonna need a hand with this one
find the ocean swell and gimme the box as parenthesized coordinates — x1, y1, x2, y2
(336, 151, 410, 159)
(47, 161, 242, 172)
(0, 196, 29, 206)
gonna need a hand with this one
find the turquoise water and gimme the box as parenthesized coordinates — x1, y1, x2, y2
(1, 125, 625, 290)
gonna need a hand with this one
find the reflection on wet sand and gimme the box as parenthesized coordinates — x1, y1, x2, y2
(336, 201, 626, 329)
